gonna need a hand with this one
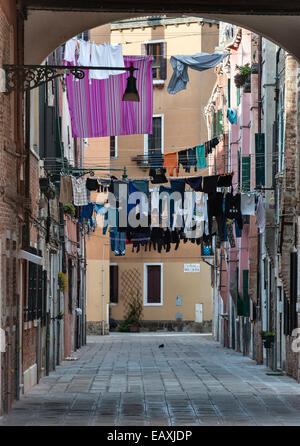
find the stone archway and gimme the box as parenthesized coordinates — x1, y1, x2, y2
(23, 4, 300, 64)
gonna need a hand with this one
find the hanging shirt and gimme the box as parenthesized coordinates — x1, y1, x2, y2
(71, 177, 88, 206)
(164, 152, 179, 177)
(65, 55, 153, 137)
(241, 193, 256, 216)
(64, 37, 77, 64)
(167, 52, 228, 94)
(77, 39, 91, 67)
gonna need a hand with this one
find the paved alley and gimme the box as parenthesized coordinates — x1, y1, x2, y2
(1, 333, 300, 426)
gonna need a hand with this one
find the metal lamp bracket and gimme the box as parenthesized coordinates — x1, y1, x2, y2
(3, 63, 137, 95)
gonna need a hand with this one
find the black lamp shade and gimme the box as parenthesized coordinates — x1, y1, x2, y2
(122, 73, 140, 102)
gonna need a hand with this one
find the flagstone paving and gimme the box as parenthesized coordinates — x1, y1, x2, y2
(1, 333, 300, 426)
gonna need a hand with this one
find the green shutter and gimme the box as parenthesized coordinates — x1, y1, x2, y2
(243, 270, 250, 317)
(226, 79, 231, 108)
(216, 109, 223, 136)
(255, 133, 265, 188)
(241, 156, 250, 192)
(236, 267, 243, 316)
(238, 150, 241, 188)
(237, 87, 240, 106)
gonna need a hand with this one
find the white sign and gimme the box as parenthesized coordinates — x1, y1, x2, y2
(184, 263, 200, 273)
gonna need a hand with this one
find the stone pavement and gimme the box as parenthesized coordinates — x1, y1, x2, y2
(1, 333, 300, 426)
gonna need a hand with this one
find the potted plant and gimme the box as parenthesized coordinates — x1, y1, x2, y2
(234, 63, 251, 89)
(118, 290, 143, 332)
(58, 272, 68, 292)
(260, 331, 275, 348)
(63, 202, 76, 217)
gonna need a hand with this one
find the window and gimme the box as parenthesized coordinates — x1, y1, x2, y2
(145, 115, 164, 157)
(110, 265, 118, 304)
(142, 41, 167, 80)
(144, 263, 163, 305)
(110, 136, 118, 159)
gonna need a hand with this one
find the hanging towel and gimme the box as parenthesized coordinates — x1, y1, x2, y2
(167, 52, 228, 94)
(59, 175, 73, 204)
(255, 195, 265, 234)
(90, 43, 125, 80)
(65, 55, 153, 137)
(241, 193, 256, 216)
(64, 37, 77, 64)
(196, 144, 207, 169)
(106, 43, 126, 76)
(164, 152, 179, 177)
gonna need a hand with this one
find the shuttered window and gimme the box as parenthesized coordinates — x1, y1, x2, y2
(148, 116, 163, 155)
(290, 252, 298, 333)
(242, 269, 250, 317)
(110, 265, 119, 304)
(241, 156, 251, 192)
(255, 133, 265, 188)
(237, 87, 240, 106)
(216, 109, 223, 136)
(142, 42, 167, 80)
(146, 264, 162, 304)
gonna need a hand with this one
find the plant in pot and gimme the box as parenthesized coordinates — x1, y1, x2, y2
(234, 63, 251, 90)
(118, 289, 143, 332)
(58, 272, 68, 293)
(260, 331, 275, 348)
(63, 202, 76, 218)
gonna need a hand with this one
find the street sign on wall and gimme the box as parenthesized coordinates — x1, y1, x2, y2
(184, 263, 200, 273)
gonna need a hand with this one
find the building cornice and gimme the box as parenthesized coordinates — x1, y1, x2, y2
(111, 16, 218, 31)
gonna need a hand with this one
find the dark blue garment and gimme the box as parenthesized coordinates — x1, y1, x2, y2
(185, 176, 203, 192)
(128, 180, 149, 217)
(110, 229, 126, 256)
(187, 147, 197, 172)
(80, 203, 93, 219)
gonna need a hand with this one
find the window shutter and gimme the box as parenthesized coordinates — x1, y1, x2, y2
(147, 265, 161, 303)
(141, 43, 147, 56)
(216, 109, 223, 136)
(110, 265, 118, 304)
(226, 79, 231, 108)
(255, 133, 265, 188)
(241, 156, 250, 191)
(290, 252, 298, 333)
(28, 262, 37, 321)
(242, 269, 250, 317)
(37, 265, 43, 319)
(159, 42, 167, 80)
(237, 87, 240, 106)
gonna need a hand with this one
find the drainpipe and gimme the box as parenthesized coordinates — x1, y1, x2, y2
(256, 36, 262, 342)
(274, 47, 282, 371)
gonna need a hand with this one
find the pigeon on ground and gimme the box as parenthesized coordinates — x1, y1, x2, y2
(159, 344, 164, 348)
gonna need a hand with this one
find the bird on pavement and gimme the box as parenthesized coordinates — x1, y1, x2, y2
(159, 344, 164, 348)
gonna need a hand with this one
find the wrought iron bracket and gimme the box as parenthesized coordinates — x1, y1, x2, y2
(3, 63, 136, 95)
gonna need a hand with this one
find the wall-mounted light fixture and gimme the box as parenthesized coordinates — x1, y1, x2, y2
(3, 62, 140, 102)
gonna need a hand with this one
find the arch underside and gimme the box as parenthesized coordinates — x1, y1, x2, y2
(24, 9, 300, 64)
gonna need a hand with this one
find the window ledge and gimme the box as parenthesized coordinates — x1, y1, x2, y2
(153, 80, 165, 86)
(144, 303, 163, 307)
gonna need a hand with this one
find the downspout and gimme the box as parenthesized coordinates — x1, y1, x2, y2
(256, 36, 262, 329)
(273, 47, 282, 372)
